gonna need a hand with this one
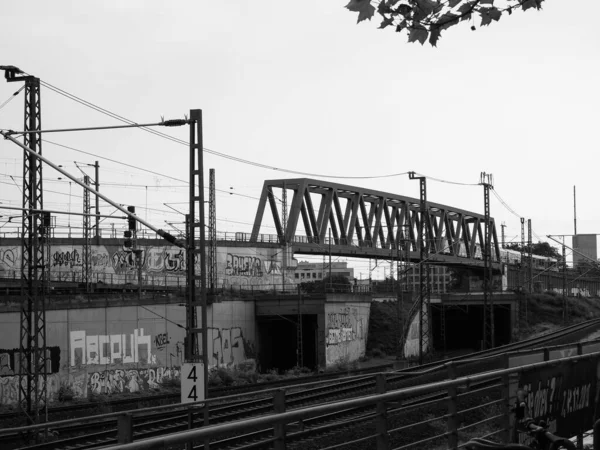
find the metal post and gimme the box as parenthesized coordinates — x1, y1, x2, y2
(409, 172, 430, 365)
(375, 373, 389, 450)
(187, 110, 209, 403)
(563, 238, 567, 324)
(480, 172, 494, 349)
(82, 175, 91, 292)
(446, 363, 458, 449)
(282, 181, 287, 293)
(329, 227, 332, 290)
(208, 168, 217, 294)
(3, 66, 48, 426)
(273, 390, 286, 450)
(527, 219, 533, 296)
(94, 161, 100, 244)
(117, 413, 133, 444)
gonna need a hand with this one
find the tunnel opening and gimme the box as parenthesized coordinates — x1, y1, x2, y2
(431, 303, 512, 352)
(257, 314, 318, 373)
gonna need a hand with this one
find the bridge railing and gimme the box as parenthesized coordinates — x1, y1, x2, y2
(91, 351, 600, 450)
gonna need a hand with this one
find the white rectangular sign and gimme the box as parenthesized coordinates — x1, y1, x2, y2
(181, 363, 205, 404)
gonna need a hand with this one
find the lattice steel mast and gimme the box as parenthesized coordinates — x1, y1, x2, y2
(409, 172, 431, 365)
(82, 175, 92, 291)
(2, 66, 48, 424)
(208, 168, 217, 293)
(187, 110, 209, 401)
(480, 172, 494, 350)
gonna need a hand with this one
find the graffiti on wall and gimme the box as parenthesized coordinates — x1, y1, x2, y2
(70, 328, 155, 366)
(87, 366, 180, 395)
(325, 307, 364, 347)
(0, 371, 87, 406)
(1, 244, 291, 288)
(225, 254, 263, 277)
(0, 347, 61, 376)
(208, 327, 247, 368)
(516, 356, 599, 442)
(0, 367, 181, 404)
(0, 246, 19, 272)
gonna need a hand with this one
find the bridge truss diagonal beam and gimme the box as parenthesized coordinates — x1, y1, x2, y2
(250, 178, 501, 269)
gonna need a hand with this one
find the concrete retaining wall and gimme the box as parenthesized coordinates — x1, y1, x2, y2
(324, 300, 370, 366)
(0, 301, 255, 406)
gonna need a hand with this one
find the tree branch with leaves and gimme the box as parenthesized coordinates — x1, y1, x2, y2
(345, 0, 545, 46)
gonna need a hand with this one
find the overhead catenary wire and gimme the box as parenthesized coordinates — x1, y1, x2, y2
(36, 77, 411, 180)
(0, 85, 24, 112)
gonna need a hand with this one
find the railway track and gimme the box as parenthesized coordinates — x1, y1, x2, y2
(5, 319, 599, 450)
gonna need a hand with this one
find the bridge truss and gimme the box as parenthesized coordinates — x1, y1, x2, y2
(251, 178, 501, 269)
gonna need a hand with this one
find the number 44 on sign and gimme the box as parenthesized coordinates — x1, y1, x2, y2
(181, 363, 205, 404)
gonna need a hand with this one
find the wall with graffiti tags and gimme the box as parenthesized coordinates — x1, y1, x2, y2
(324, 301, 369, 366)
(219, 246, 295, 288)
(0, 301, 255, 406)
(403, 302, 429, 359)
(0, 243, 295, 288)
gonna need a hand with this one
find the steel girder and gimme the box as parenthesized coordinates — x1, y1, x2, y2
(251, 178, 501, 268)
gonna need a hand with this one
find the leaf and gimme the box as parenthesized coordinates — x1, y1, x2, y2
(437, 12, 459, 30)
(345, 0, 376, 23)
(377, 0, 392, 15)
(429, 28, 441, 46)
(448, 0, 461, 7)
(395, 19, 408, 32)
(415, 0, 440, 15)
(522, 0, 539, 11)
(479, 9, 491, 26)
(379, 16, 395, 29)
(408, 27, 429, 45)
(488, 7, 501, 21)
(480, 7, 501, 26)
(457, 1, 475, 14)
(396, 4, 413, 16)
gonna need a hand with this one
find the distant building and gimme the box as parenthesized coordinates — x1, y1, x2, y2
(573, 234, 597, 267)
(354, 264, 452, 294)
(293, 261, 354, 283)
(403, 265, 452, 294)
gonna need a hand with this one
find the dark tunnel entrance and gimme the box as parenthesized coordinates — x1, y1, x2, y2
(257, 314, 318, 373)
(431, 304, 512, 352)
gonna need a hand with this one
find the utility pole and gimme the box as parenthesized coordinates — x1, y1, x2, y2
(329, 227, 332, 290)
(480, 172, 494, 350)
(2, 65, 48, 426)
(208, 168, 217, 294)
(186, 109, 209, 403)
(282, 181, 287, 292)
(562, 237, 567, 324)
(573, 185, 577, 236)
(409, 172, 430, 365)
(528, 219, 533, 295)
(94, 161, 100, 244)
(501, 222, 506, 249)
(82, 175, 92, 292)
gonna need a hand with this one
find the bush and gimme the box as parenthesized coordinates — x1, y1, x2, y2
(58, 383, 74, 402)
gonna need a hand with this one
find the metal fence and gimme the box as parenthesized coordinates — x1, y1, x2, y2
(4, 351, 598, 450)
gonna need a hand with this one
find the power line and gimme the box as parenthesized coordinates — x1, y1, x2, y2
(414, 172, 479, 186)
(0, 85, 24, 112)
(37, 78, 411, 180)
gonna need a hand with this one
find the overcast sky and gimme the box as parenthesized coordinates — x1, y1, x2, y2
(1, 1, 599, 278)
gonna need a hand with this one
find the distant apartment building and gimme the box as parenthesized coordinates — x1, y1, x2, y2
(572, 234, 597, 268)
(293, 261, 354, 283)
(402, 265, 452, 294)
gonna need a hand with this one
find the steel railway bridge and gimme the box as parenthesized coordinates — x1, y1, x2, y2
(249, 178, 501, 271)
